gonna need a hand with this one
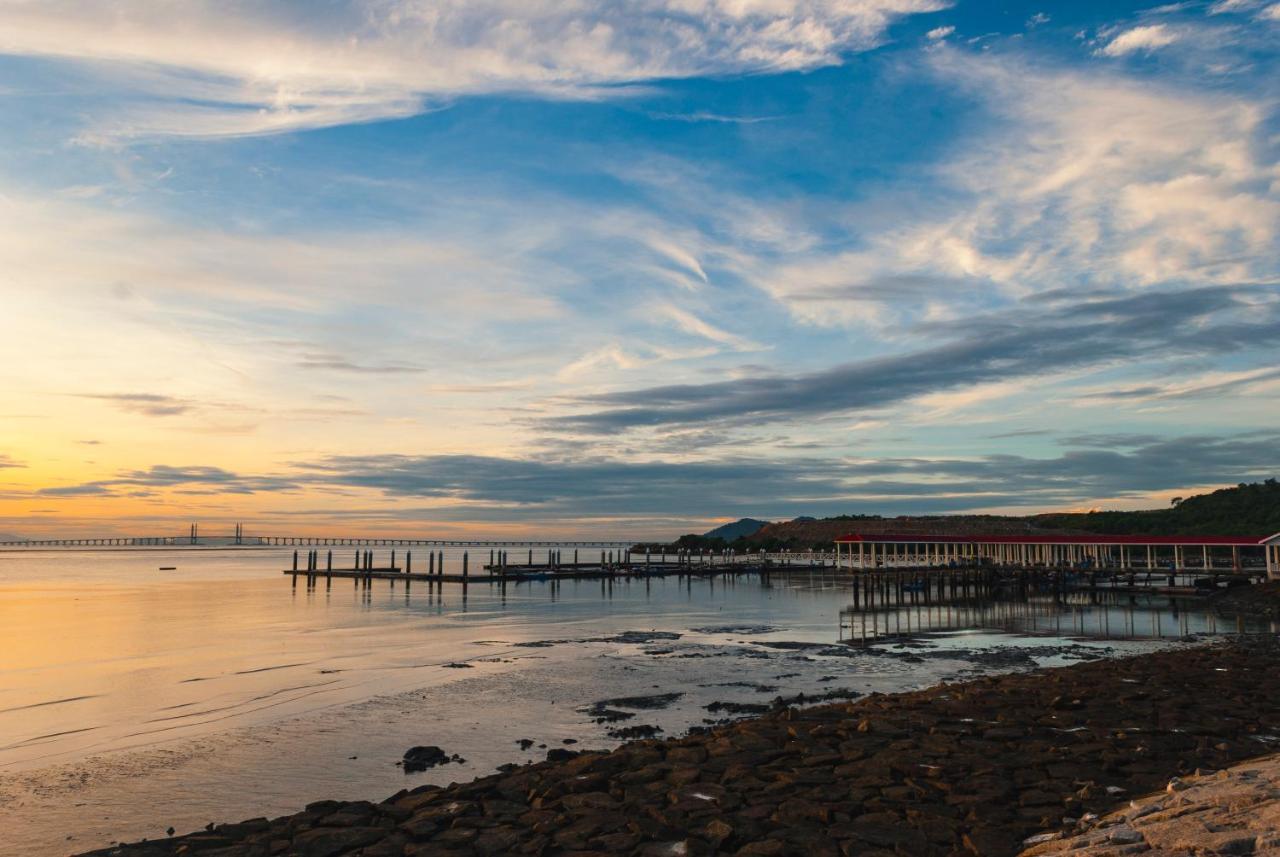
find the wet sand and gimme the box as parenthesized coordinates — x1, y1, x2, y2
(82, 637, 1280, 857)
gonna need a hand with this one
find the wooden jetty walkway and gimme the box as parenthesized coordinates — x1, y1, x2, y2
(281, 546, 839, 586)
(280, 545, 1264, 601)
(834, 532, 1280, 578)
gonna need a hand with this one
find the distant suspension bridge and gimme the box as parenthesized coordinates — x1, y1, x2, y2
(0, 524, 636, 549)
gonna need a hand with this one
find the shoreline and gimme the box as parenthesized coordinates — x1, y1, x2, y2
(81, 636, 1280, 857)
(1022, 753, 1280, 854)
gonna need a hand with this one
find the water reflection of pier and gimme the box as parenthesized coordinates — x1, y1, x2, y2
(835, 571, 1275, 642)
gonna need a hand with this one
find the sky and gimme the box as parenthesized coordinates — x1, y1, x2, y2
(0, 0, 1278, 540)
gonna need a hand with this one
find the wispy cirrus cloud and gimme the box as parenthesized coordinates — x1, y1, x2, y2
(78, 393, 193, 417)
(295, 354, 424, 375)
(754, 45, 1279, 329)
(656, 304, 765, 353)
(1097, 24, 1180, 57)
(0, 0, 949, 141)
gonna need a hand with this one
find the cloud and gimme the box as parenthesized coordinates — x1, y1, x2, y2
(1208, 0, 1260, 13)
(79, 393, 192, 416)
(646, 111, 781, 124)
(0, 455, 25, 469)
(0, 0, 949, 141)
(38, 465, 300, 498)
(657, 304, 764, 352)
(296, 354, 423, 374)
(926, 25, 955, 40)
(726, 44, 1280, 340)
(546, 286, 1280, 432)
(1097, 24, 1179, 57)
(1069, 366, 1280, 406)
(33, 434, 1278, 519)
(987, 429, 1054, 439)
(1058, 433, 1163, 448)
(39, 483, 114, 497)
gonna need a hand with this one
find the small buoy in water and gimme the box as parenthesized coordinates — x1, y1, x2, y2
(158, 566, 177, 571)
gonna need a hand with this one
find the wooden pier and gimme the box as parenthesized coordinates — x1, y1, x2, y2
(281, 546, 846, 588)
(279, 546, 1260, 599)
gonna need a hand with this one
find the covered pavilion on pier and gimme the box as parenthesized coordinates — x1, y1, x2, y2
(834, 533, 1280, 579)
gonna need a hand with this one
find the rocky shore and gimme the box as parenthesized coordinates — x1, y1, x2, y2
(1021, 754, 1280, 855)
(82, 638, 1280, 857)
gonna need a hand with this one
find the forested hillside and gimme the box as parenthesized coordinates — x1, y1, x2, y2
(1032, 480, 1280, 537)
(640, 480, 1280, 551)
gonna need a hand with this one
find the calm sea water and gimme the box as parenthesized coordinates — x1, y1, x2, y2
(0, 547, 1271, 856)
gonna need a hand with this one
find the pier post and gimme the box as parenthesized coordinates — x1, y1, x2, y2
(406, 552, 412, 573)
(293, 550, 298, 572)
(391, 550, 396, 572)
(463, 551, 469, 579)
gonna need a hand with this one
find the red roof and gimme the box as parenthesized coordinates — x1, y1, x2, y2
(834, 533, 1266, 546)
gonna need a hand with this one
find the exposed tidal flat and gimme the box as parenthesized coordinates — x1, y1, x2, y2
(0, 548, 1273, 856)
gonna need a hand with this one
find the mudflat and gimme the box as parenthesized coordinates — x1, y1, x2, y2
(82, 638, 1280, 857)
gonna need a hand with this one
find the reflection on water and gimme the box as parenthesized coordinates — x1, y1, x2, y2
(838, 589, 1269, 643)
(0, 548, 1270, 856)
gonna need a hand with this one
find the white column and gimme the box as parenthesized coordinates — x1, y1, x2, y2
(1202, 545, 1209, 571)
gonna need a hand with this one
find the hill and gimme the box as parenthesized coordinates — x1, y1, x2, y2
(1031, 479, 1280, 537)
(645, 480, 1280, 551)
(739, 514, 1088, 551)
(702, 518, 769, 541)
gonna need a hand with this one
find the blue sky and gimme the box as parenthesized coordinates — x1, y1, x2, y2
(0, 0, 1277, 538)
